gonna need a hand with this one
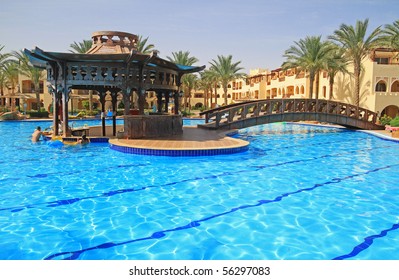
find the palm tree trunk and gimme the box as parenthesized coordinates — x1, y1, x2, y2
(329, 80, 334, 100)
(203, 90, 207, 109)
(36, 94, 41, 111)
(309, 72, 315, 99)
(183, 93, 187, 111)
(224, 87, 228, 106)
(354, 63, 361, 107)
(214, 84, 218, 106)
(315, 72, 320, 100)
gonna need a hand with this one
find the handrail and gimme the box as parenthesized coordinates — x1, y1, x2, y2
(199, 98, 382, 130)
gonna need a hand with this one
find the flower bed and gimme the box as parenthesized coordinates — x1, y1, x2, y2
(385, 125, 399, 138)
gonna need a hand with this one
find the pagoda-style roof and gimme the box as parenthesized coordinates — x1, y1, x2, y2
(23, 31, 205, 138)
(24, 47, 204, 74)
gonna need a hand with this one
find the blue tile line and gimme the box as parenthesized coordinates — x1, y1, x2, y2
(332, 223, 399, 260)
(1, 144, 393, 213)
(44, 164, 395, 260)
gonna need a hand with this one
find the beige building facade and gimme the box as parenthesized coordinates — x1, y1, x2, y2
(3, 49, 399, 119)
(191, 48, 399, 119)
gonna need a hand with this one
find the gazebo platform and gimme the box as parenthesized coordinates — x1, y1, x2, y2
(108, 127, 249, 156)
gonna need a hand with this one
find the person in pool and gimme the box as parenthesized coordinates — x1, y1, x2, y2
(31, 126, 44, 142)
(78, 134, 90, 144)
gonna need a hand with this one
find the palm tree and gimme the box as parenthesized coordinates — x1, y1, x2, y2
(167, 51, 199, 110)
(324, 46, 349, 100)
(12, 50, 44, 111)
(198, 70, 215, 109)
(209, 55, 245, 105)
(0, 70, 6, 107)
(69, 40, 93, 113)
(166, 51, 199, 66)
(381, 19, 399, 51)
(3, 62, 19, 110)
(181, 74, 198, 111)
(0, 45, 12, 106)
(329, 19, 383, 107)
(282, 35, 332, 100)
(136, 35, 156, 54)
(69, 40, 92, 53)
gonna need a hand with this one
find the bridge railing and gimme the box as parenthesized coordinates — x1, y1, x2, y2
(199, 99, 379, 129)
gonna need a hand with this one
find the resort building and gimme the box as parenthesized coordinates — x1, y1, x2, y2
(191, 48, 399, 119)
(2, 47, 399, 120)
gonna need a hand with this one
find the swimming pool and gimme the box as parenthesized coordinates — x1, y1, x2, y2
(1, 120, 399, 260)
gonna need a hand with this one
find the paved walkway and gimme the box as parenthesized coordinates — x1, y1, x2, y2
(108, 126, 399, 154)
(108, 127, 249, 151)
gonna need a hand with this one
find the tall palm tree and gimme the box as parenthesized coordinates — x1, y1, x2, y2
(12, 50, 44, 111)
(166, 51, 199, 66)
(3, 62, 19, 110)
(0, 70, 6, 107)
(69, 40, 92, 53)
(181, 74, 198, 111)
(324, 45, 349, 100)
(167, 51, 199, 110)
(329, 19, 383, 107)
(0, 45, 12, 106)
(381, 19, 399, 51)
(136, 35, 156, 54)
(198, 70, 215, 109)
(209, 55, 245, 105)
(70, 40, 93, 113)
(282, 35, 332, 100)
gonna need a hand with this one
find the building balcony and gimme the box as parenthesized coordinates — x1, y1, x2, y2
(376, 91, 399, 96)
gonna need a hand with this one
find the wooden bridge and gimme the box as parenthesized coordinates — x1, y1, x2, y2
(198, 99, 384, 130)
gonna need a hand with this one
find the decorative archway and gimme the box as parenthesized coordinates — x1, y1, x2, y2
(381, 105, 399, 118)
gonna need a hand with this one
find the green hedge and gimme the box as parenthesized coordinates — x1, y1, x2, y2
(28, 111, 49, 118)
(390, 116, 399, 127)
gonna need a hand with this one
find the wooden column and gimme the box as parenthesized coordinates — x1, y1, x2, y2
(99, 90, 107, 136)
(164, 92, 170, 113)
(52, 88, 61, 136)
(61, 87, 70, 137)
(174, 91, 179, 115)
(138, 88, 146, 115)
(111, 90, 119, 136)
(123, 88, 131, 116)
(157, 91, 163, 113)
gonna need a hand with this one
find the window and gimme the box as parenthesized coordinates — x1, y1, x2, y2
(375, 81, 387, 92)
(375, 57, 389, 64)
(22, 80, 44, 93)
(391, 81, 399, 92)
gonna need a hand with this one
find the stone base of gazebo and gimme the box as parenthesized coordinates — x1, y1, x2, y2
(123, 115, 183, 139)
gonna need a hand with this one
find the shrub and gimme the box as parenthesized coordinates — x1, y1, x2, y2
(380, 114, 392, 126)
(27, 111, 49, 118)
(389, 116, 399, 127)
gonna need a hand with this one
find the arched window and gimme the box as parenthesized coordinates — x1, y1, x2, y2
(323, 86, 327, 98)
(391, 80, 399, 92)
(300, 86, 305, 95)
(375, 81, 387, 92)
(295, 86, 299, 95)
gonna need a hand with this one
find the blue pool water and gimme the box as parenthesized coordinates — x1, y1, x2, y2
(1, 120, 399, 260)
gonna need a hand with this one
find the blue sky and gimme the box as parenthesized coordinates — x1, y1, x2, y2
(0, 0, 397, 72)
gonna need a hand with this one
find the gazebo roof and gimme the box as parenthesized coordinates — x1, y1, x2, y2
(24, 47, 205, 74)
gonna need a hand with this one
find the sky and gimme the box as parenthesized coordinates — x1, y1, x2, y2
(0, 0, 397, 72)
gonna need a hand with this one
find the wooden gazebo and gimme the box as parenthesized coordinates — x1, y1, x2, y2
(24, 31, 205, 138)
